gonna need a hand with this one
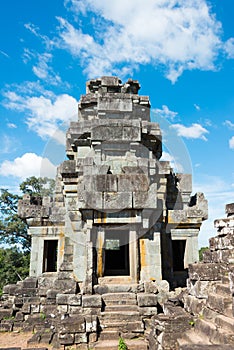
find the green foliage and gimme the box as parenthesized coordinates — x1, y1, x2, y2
(0, 176, 55, 251)
(0, 189, 29, 250)
(199, 246, 209, 261)
(0, 247, 30, 294)
(40, 312, 46, 320)
(19, 176, 55, 197)
(118, 337, 128, 350)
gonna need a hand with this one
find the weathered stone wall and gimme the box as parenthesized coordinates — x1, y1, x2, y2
(175, 202, 234, 349)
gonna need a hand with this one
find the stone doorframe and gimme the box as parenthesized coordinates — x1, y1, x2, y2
(96, 227, 138, 284)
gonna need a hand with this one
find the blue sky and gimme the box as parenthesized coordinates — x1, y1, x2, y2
(0, 0, 234, 247)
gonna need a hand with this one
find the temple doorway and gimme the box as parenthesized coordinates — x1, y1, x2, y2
(104, 230, 130, 276)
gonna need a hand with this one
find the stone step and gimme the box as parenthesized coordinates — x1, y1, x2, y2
(183, 294, 206, 315)
(94, 283, 141, 294)
(102, 292, 137, 305)
(214, 283, 232, 297)
(211, 328, 234, 345)
(98, 330, 120, 340)
(179, 345, 234, 350)
(100, 320, 144, 333)
(195, 317, 234, 345)
(93, 339, 148, 350)
(207, 292, 233, 317)
(194, 318, 217, 341)
(104, 305, 139, 312)
(100, 311, 140, 323)
(215, 314, 234, 333)
(202, 307, 219, 321)
(177, 328, 211, 347)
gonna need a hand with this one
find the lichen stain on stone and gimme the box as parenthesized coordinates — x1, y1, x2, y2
(140, 239, 146, 267)
(97, 236, 103, 277)
(59, 231, 65, 259)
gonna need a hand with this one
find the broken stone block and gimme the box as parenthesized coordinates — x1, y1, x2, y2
(59, 315, 86, 333)
(187, 280, 214, 299)
(137, 293, 158, 307)
(144, 281, 158, 294)
(58, 332, 74, 345)
(53, 279, 78, 294)
(74, 333, 88, 344)
(85, 315, 98, 332)
(156, 280, 170, 293)
(226, 202, 234, 216)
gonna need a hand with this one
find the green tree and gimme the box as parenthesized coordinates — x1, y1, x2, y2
(0, 189, 29, 250)
(199, 246, 209, 261)
(0, 247, 30, 294)
(19, 176, 55, 197)
(0, 176, 55, 251)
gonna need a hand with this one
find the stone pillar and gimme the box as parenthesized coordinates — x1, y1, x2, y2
(140, 230, 162, 282)
(129, 230, 138, 283)
(96, 228, 105, 278)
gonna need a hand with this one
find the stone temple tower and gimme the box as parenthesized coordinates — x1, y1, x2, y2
(18, 76, 208, 291)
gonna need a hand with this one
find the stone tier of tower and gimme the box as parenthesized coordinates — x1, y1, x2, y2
(18, 76, 208, 292)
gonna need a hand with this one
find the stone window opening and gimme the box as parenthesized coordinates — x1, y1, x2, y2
(172, 239, 186, 272)
(107, 167, 112, 174)
(43, 240, 58, 273)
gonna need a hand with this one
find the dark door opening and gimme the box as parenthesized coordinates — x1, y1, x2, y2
(43, 240, 58, 272)
(172, 240, 186, 271)
(104, 231, 129, 276)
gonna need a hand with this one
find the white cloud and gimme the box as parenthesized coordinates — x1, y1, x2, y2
(224, 120, 234, 130)
(58, 0, 228, 82)
(229, 136, 234, 149)
(0, 153, 57, 179)
(224, 38, 234, 59)
(171, 123, 209, 140)
(7, 123, 17, 129)
(194, 104, 200, 111)
(154, 105, 178, 121)
(23, 50, 61, 85)
(0, 50, 9, 58)
(0, 135, 19, 154)
(3, 90, 78, 144)
(24, 23, 53, 50)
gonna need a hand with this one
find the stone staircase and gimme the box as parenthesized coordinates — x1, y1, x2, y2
(93, 291, 148, 349)
(178, 276, 234, 349)
(176, 203, 234, 350)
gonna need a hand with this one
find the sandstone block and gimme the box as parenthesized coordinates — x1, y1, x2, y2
(22, 277, 38, 289)
(82, 295, 102, 308)
(68, 294, 82, 306)
(53, 279, 78, 294)
(188, 263, 225, 281)
(226, 202, 234, 216)
(85, 315, 98, 332)
(137, 293, 158, 307)
(74, 333, 88, 344)
(187, 280, 214, 298)
(58, 332, 74, 345)
(144, 281, 158, 294)
(59, 315, 85, 333)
